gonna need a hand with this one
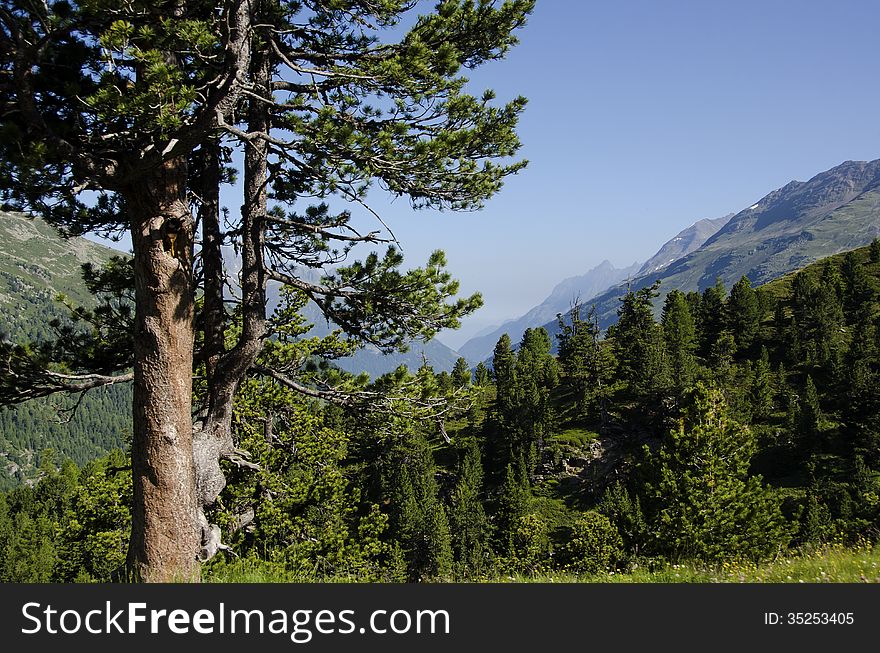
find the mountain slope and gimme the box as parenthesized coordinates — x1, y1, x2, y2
(0, 212, 131, 488)
(637, 214, 732, 276)
(0, 211, 117, 342)
(458, 259, 640, 363)
(538, 158, 880, 342)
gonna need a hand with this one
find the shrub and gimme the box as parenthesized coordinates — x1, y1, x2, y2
(564, 511, 622, 574)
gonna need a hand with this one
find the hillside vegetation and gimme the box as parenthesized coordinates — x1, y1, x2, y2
(2, 240, 879, 582)
(0, 212, 131, 488)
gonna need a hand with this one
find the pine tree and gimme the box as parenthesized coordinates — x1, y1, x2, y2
(556, 304, 594, 410)
(452, 358, 472, 388)
(790, 269, 843, 370)
(727, 276, 760, 353)
(870, 238, 880, 264)
(798, 375, 823, 454)
(749, 347, 775, 421)
(495, 461, 530, 554)
(449, 440, 490, 578)
(698, 279, 727, 358)
(612, 282, 670, 400)
(639, 383, 789, 561)
(600, 481, 647, 558)
(557, 305, 615, 423)
(661, 289, 697, 391)
(389, 439, 453, 582)
(841, 251, 874, 324)
(492, 334, 518, 419)
(515, 328, 558, 469)
(474, 362, 490, 387)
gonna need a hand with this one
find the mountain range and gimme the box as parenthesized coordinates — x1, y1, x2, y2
(637, 214, 733, 276)
(532, 158, 880, 343)
(457, 259, 641, 363)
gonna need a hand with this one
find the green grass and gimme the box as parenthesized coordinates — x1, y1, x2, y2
(204, 545, 880, 583)
(547, 428, 598, 449)
(500, 544, 880, 584)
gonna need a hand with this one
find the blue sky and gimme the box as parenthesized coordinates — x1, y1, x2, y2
(91, 1, 880, 349)
(407, 0, 880, 347)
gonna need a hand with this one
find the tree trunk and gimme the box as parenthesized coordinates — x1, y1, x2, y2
(199, 141, 225, 385)
(191, 48, 271, 562)
(125, 156, 200, 582)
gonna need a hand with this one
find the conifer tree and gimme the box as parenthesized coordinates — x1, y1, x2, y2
(612, 283, 670, 400)
(749, 347, 775, 421)
(484, 333, 520, 480)
(791, 269, 843, 370)
(726, 276, 760, 353)
(495, 460, 530, 554)
(798, 375, 823, 455)
(557, 304, 611, 418)
(474, 362, 490, 387)
(556, 305, 593, 406)
(698, 279, 727, 358)
(870, 238, 880, 264)
(661, 289, 697, 391)
(449, 440, 489, 578)
(452, 357, 472, 388)
(841, 251, 874, 324)
(389, 438, 453, 582)
(514, 328, 558, 469)
(639, 383, 788, 561)
(492, 334, 518, 419)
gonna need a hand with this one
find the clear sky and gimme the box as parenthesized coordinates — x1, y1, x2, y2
(90, 0, 880, 350)
(386, 0, 880, 348)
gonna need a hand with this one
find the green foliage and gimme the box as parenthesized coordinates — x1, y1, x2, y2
(474, 361, 490, 387)
(638, 384, 790, 562)
(452, 357, 472, 388)
(661, 289, 697, 390)
(0, 448, 130, 582)
(611, 282, 670, 400)
(449, 440, 490, 578)
(727, 276, 760, 353)
(54, 451, 131, 582)
(600, 482, 648, 558)
(698, 279, 727, 359)
(563, 511, 623, 574)
(557, 304, 616, 420)
(508, 513, 552, 574)
(495, 461, 531, 554)
(387, 436, 453, 582)
(3, 240, 880, 582)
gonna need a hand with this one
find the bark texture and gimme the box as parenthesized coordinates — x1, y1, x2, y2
(126, 157, 200, 582)
(191, 49, 270, 562)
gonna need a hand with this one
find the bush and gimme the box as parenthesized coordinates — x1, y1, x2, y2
(564, 511, 623, 574)
(509, 513, 552, 573)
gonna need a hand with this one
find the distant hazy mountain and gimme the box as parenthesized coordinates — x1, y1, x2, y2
(261, 269, 463, 377)
(458, 259, 640, 363)
(293, 294, 463, 376)
(538, 158, 880, 342)
(637, 214, 733, 276)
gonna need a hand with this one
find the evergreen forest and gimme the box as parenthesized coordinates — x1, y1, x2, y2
(3, 241, 879, 582)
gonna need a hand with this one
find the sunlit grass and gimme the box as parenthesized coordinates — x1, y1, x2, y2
(501, 543, 880, 583)
(204, 543, 880, 583)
